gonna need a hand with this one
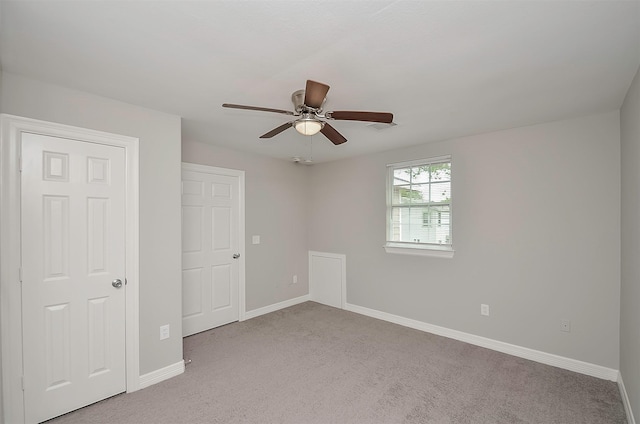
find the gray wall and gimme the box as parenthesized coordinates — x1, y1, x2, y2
(621, 65, 640, 420)
(309, 111, 621, 369)
(0, 72, 183, 375)
(182, 140, 309, 311)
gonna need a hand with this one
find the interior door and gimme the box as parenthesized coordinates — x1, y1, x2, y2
(181, 166, 240, 336)
(21, 132, 127, 423)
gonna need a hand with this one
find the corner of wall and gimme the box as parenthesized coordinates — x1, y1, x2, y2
(620, 63, 640, 424)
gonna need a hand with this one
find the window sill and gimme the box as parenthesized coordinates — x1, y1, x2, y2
(383, 243, 454, 258)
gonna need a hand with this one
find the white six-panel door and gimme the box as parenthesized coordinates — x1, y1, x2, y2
(182, 165, 241, 336)
(21, 133, 127, 423)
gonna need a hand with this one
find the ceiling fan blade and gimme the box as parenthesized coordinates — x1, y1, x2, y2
(223, 103, 296, 116)
(304, 80, 330, 109)
(259, 122, 294, 138)
(327, 111, 394, 123)
(320, 123, 347, 145)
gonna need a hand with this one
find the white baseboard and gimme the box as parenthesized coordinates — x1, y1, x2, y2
(244, 294, 310, 320)
(345, 302, 619, 382)
(139, 360, 185, 390)
(619, 373, 636, 424)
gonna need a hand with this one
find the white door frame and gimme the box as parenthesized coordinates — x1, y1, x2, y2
(181, 162, 246, 322)
(0, 114, 141, 423)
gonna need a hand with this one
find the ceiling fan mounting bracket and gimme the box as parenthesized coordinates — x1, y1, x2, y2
(291, 89, 305, 112)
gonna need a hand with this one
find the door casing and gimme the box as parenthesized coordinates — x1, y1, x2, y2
(0, 114, 141, 423)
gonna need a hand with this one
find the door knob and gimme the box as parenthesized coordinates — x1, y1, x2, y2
(233, 253, 240, 259)
(112, 279, 123, 288)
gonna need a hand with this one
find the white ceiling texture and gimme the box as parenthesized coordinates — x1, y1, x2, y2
(1, 1, 639, 164)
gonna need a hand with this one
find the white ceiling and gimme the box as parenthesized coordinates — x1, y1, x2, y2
(1, 1, 639, 164)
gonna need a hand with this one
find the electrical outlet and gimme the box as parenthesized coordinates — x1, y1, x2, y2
(561, 319, 571, 332)
(292, 275, 298, 284)
(252, 235, 260, 245)
(481, 304, 490, 316)
(160, 324, 170, 340)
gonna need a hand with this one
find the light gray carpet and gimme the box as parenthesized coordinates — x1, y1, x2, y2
(49, 301, 626, 423)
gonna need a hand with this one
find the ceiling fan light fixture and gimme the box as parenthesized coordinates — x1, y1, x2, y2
(294, 117, 324, 136)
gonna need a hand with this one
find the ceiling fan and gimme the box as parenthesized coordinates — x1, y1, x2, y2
(222, 80, 394, 145)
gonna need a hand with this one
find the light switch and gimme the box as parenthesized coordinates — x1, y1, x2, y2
(252, 235, 260, 245)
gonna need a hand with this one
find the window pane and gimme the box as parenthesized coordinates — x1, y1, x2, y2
(430, 163, 451, 182)
(391, 206, 451, 245)
(411, 184, 430, 204)
(432, 205, 450, 226)
(393, 168, 411, 184)
(430, 182, 451, 203)
(411, 166, 430, 183)
(393, 185, 413, 204)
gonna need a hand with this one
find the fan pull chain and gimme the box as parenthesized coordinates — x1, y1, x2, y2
(307, 136, 313, 164)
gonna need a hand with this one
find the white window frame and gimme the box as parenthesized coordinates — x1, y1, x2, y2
(384, 155, 454, 258)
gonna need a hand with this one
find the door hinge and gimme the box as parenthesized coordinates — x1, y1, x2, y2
(18, 267, 22, 283)
(21, 376, 25, 391)
(19, 155, 22, 172)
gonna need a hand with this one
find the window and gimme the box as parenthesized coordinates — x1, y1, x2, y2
(385, 156, 453, 258)
(422, 211, 430, 227)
